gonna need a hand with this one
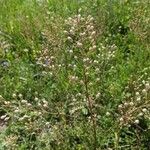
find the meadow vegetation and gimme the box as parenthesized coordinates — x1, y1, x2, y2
(0, 0, 150, 149)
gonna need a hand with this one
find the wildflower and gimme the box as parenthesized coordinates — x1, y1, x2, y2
(14, 109, 20, 113)
(0, 115, 7, 120)
(142, 108, 147, 113)
(119, 117, 124, 122)
(92, 45, 97, 50)
(77, 42, 83, 48)
(138, 113, 143, 117)
(96, 93, 101, 98)
(18, 94, 23, 98)
(136, 96, 141, 102)
(90, 26, 94, 30)
(135, 92, 140, 96)
(106, 112, 111, 116)
(118, 104, 123, 109)
(34, 97, 38, 101)
(21, 100, 27, 104)
(142, 89, 147, 95)
(124, 102, 128, 107)
(64, 30, 68, 34)
(27, 103, 32, 107)
(129, 102, 134, 106)
(145, 83, 150, 90)
(95, 68, 99, 73)
(134, 119, 139, 124)
(70, 29, 74, 35)
(4, 117, 10, 121)
(96, 78, 100, 82)
(43, 103, 48, 108)
(67, 36, 72, 41)
(91, 31, 96, 36)
(69, 50, 73, 54)
(12, 93, 16, 98)
(80, 32, 86, 36)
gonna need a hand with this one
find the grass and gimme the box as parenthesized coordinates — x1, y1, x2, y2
(0, 0, 150, 149)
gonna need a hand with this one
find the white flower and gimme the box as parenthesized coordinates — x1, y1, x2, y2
(64, 30, 68, 34)
(129, 102, 134, 106)
(142, 108, 147, 113)
(14, 109, 20, 113)
(67, 36, 72, 41)
(18, 94, 23, 98)
(136, 97, 141, 101)
(77, 42, 83, 48)
(134, 119, 139, 124)
(142, 89, 147, 95)
(96, 93, 101, 98)
(91, 31, 96, 36)
(34, 97, 38, 101)
(118, 104, 123, 109)
(92, 45, 97, 50)
(4, 117, 10, 121)
(135, 92, 140, 96)
(124, 102, 128, 106)
(138, 113, 143, 117)
(145, 83, 150, 90)
(12, 93, 16, 98)
(106, 112, 111, 116)
(0, 115, 7, 120)
(119, 117, 124, 122)
(21, 100, 27, 104)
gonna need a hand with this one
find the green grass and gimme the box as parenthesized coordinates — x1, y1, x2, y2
(0, 0, 150, 149)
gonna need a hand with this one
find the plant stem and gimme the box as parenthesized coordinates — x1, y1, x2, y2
(83, 67, 97, 150)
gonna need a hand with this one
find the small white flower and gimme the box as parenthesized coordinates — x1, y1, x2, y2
(96, 78, 100, 82)
(90, 26, 94, 30)
(135, 92, 140, 96)
(67, 36, 72, 41)
(136, 96, 141, 102)
(129, 102, 134, 106)
(12, 93, 16, 98)
(91, 31, 96, 36)
(138, 113, 143, 117)
(142, 89, 147, 95)
(69, 50, 73, 54)
(96, 93, 101, 98)
(43, 104, 48, 108)
(92, 45, 97, 50)
(70, 30, 74, 34)
(119, 117, 124, 122)
(118, 104, 123, 109)
(0, 115, 7, 120)
(38, 112, 42, 115)
(142, 108, 147, 113)
(27, 103, 32, 107)
(95, 68, 99, 72)
(4, 117, 10, 121)
(21, 100, 27, 104)
(64, 30, 68, 34)
(124, 102, 128, 107)
(18, 94, 23, 98)
(34, 97, 38, 101)
(77, 42, 83, 48)
(14, 109, 20, 113)
(145, 83, 150, 90)
(106, 112, 111, 116)
(134, 119, 139, 124)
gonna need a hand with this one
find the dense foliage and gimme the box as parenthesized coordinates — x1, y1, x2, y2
(0, 0, 150, 149)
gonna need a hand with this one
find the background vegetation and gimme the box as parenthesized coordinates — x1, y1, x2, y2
(0, 0, 150, 149)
